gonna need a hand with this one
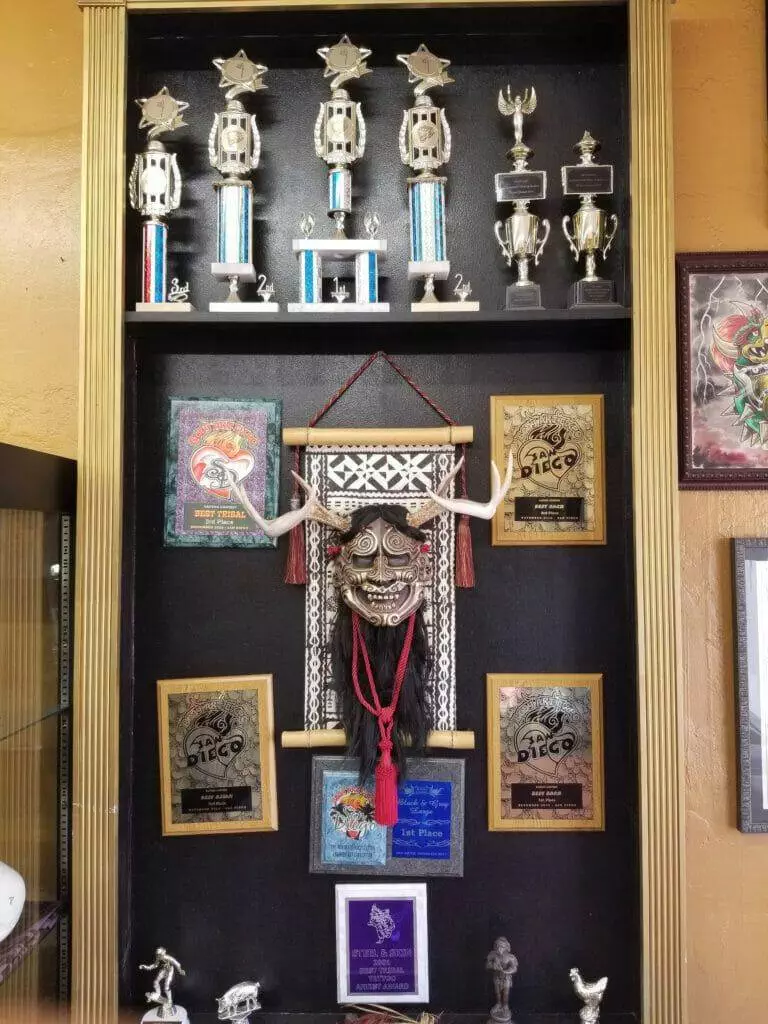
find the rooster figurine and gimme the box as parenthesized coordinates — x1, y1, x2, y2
(569, 967, 608, 1024)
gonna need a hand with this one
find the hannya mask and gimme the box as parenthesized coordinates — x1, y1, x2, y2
(333, 509, 431, 627)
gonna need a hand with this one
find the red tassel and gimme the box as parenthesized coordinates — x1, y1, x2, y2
(284, 492, 307, 584)
(455, 513, 475, 588)
(374, 752, 399, 827)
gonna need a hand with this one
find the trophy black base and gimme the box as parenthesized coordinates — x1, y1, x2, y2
(505, 283, 542, 310)
(568, 278, 617, 308)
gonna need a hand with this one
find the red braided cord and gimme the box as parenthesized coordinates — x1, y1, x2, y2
(351, 611, 416, 754)
(291, 352, 468, 499)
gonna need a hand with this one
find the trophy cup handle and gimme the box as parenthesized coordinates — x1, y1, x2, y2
(494, 220, 512, 267)
(562, 215, 579, 261)
(602, 214, 619, 258)
(534, 219, 550, 267)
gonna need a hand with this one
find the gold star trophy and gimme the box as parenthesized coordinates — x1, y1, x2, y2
(288, 36, 388, 313)
(208, 50, 278, 312)
(398, 44, 478, 312)
(128, 87, 193, 312)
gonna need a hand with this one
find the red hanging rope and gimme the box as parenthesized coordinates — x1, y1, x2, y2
(351, 610, 416, 826)
(285, 351, 474, 586)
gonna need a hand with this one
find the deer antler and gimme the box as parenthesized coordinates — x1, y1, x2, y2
(219, 464, 351, 536)
(421, 451, 515, 522)
(407, 459, 464, 528)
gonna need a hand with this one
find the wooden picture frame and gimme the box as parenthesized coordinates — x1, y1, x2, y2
(490, 394, 606, 545)
(677, 252, 768, 488)
(487, 673, 604, 831)
(157, 674, 278, 836)
(733, 538, 768, 832)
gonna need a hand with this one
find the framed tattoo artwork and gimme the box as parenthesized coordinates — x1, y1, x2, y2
(490, 394, 606, 545)
(335, 882, 429, 1004)
(733, 538, 768, 832)
(164, 397, 281, 546)
(486, 673, 604, 831)
(677, 252, 768, 488)
(309, 756, 464, 877)
(157, 674, 278, 836)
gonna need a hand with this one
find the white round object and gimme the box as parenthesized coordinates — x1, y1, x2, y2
(0, 860, 25, 941)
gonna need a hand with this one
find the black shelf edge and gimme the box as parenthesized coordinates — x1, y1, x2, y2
(125, 308, 632, 326)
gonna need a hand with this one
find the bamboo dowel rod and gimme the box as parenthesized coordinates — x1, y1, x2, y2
(281, 729, 475, 750)
(282, 426, 474, 447)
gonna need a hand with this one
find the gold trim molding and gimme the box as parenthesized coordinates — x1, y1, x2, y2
(74, 1, 686, 1021)
(629, 1, 686, 1021)
(73, 2, 126, 1022)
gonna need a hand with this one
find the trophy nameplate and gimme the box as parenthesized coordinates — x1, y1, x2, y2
(561, 163, 614, 196)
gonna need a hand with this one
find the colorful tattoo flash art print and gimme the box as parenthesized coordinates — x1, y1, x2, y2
(164, 398, 281, 547)
(491, 395, 605, 545)
(487, 674, 604, 831)
(157, 675, 278, 835)
(677, 255, 768, 487)
(335, 883, 429, 1003)
(310, 757, 464, 877)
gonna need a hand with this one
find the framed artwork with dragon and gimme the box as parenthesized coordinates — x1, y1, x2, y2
(677, 252, 768, 488)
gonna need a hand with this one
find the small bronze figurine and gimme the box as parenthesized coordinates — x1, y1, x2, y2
(139, 947, 187, 1021)
(485, 936, 519, 1023)
(569, 967, 608, 1024)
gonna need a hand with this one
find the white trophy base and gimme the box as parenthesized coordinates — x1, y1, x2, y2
(291, 238, 387, 261)
(411, 301, 481, 314)
(211, 262, 257, 282)
(287, 302, 390, 314)
(408, 260, 450, 281)
(136, 302, 194, 313)
(141, 1007, 189, 1024)
(209, 302, 280, 313)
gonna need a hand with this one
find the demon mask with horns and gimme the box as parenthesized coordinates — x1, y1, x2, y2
(221, 454, 514, 825)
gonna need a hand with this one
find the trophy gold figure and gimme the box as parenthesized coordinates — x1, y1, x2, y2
(129, 87, 192, 312)
(493, 85, 550, 309)
(398, 44, 478, 313)
(289, 36, 388, 313)
(561, 131, 619, 307)
(209, 50, 278, 312)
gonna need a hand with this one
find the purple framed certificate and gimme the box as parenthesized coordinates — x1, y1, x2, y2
(335, 883, 429, 1004)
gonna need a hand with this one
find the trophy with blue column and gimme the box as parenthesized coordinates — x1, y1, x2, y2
(288, 36, 388, 313)
(209, 50, 278, 312)
(129, 87, 192, 312)
(398, 44, 479, 313)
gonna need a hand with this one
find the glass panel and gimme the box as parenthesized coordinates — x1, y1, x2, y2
(0, 713, 61, 1004)
(0, 510, 64, 742)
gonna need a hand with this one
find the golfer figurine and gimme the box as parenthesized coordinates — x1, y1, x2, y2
(140, 947, 189, 1022)
(485, 937, 519, 1024)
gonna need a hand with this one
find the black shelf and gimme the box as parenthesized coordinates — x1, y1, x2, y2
(125, 308, 631, 326)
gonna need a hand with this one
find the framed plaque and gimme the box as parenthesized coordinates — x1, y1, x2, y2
(491, 394, 606, 545)
(487, 673, 604, 831)
(335, 882, 429, 1004)
(157, 674, 278, 836)
(733, 538, 768, 832)
(309, 757, 464, 877)
(677, 252, 768, 488)
(164, 397, 281, 547)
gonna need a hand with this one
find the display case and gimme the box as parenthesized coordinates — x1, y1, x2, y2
(74, 2, 683, 1023)
(0, 443, 75, 1008)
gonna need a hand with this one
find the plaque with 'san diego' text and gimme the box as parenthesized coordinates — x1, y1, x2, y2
(487, 673, 605, 831)
(157, 675, 278, 835)
(491, 393, 606, 546)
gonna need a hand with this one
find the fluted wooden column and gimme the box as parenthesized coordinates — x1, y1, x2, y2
(73, 1, 126, 1019)
(630, 2, 686, 1022)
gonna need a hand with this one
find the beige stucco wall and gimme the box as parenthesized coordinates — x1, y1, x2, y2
(672, 1, 768, 1020)
(1, 0, 768, 1020)
(0, 2, 81, 458)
